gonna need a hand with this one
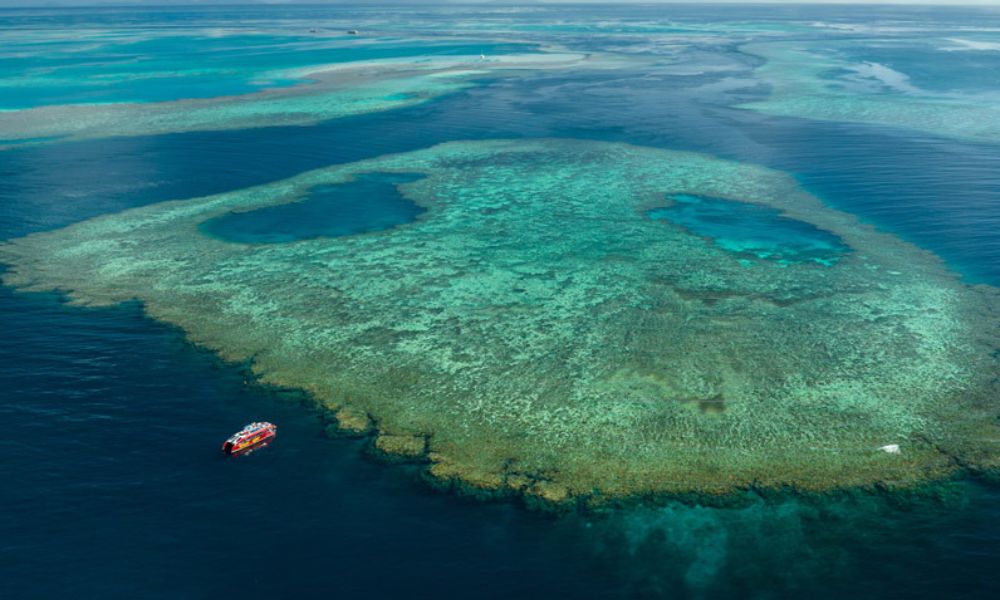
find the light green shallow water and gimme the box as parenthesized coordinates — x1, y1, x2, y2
(0, 51, 592, 148)
(4, 139, 999, 505)
(740, 42, 1000, 144)
(0, 70, 470, 147)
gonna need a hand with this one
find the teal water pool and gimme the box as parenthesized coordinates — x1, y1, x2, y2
(648, 194, 850, 266)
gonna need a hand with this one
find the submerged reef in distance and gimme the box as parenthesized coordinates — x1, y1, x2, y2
(740, 42, 1000, 144)
(4, 139, 999, 506)
(0, 51, 592, 149)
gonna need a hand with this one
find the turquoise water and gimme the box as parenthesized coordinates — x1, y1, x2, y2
(648, 194, 849, 266)
(0, 35, 533, 109)
(826, 42, 1000, 95)
(202, 172, 425, 244)
(2, 4, 1000, 599)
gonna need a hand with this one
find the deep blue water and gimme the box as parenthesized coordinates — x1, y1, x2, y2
(0, 286, 610, 599)
(3, 4, 1000, 600)
(648, 194, 849, 266)
(202, 172, 425, 244)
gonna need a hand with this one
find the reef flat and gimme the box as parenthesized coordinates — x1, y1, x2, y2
(740, 42, 1000, 144)
(3, 139, 998, 505)
(0, 51, 591, 148)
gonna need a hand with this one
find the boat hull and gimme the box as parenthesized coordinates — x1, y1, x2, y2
(222, 423, 277, 456)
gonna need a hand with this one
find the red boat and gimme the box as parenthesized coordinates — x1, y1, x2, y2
(222, 422, 277, 456)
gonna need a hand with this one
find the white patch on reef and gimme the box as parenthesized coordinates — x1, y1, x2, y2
(274, 51, 592, 81)
(942, 38, 1000, 52)
(808, 22, 926, 35)
(846, 62, 922, 95)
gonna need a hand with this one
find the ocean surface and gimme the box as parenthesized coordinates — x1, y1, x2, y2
(2, 4, 1000, 599)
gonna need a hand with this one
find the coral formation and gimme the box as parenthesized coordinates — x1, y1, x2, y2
(0, 52, 590, 148)
(740, 42, 1000, 144)
(3, 139, 998, 505)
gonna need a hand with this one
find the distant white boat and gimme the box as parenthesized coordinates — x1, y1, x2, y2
(879, 444, 901, 454)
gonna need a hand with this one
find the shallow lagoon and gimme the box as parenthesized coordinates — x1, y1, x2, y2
(648, 194, 849, 266)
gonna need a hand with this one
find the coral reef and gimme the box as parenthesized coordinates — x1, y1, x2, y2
(740, 42, 1000, 144)
(3, 139, 998, 504)
(0, 52, 591, 148)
